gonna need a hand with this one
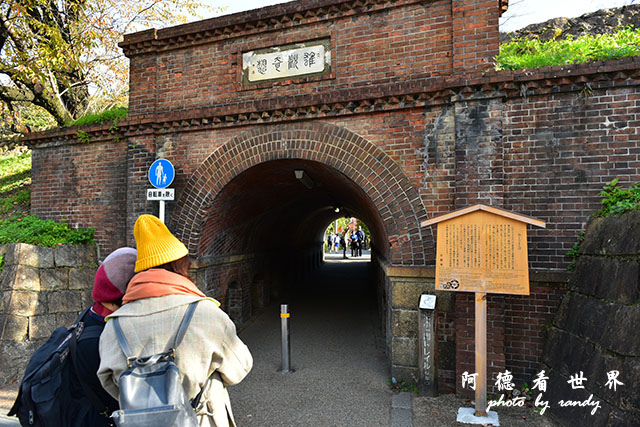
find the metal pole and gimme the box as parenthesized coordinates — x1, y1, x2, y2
(159, 200, 165, 223)
(475, 292, 487, 417)
(280, 304, 291, 373)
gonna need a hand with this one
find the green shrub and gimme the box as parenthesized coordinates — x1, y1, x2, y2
(567, 179, 640, 270)
(71, 106, 128, 127)
(0, 215, 94, 247)
(593, 178, 640, 218)
(496, 26, 640, 70)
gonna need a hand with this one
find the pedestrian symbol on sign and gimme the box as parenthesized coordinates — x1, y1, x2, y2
(148, 159, 174, 189)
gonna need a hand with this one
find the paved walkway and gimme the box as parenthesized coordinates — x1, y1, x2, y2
(228, 251, 395, 426)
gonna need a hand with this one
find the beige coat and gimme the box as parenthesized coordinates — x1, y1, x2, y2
(97, 294, 253, 427)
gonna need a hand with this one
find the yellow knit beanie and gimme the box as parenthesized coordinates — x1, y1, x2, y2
(133, 214, 189, 272)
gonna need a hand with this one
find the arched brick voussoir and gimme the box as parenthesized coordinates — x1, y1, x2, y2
(171, 122, 431, 265)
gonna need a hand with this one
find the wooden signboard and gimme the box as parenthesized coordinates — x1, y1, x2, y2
(423, 205, 544, 295)
(421, 204, 545, 418)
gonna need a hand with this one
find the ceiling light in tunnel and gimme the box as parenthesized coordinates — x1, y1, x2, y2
(334, 207, 340, 213)
(294, 169, 316, 189)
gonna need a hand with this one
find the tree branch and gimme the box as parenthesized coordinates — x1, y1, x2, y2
(0, 85, 34, 102)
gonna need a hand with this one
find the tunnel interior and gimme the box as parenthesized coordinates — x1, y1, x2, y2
(198, 159, 387, 260)
(192, 159, 389, 328)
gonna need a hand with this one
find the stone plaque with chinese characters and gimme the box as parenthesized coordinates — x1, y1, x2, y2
(242, 39, 331, 84)
(422, 205, 545, 295)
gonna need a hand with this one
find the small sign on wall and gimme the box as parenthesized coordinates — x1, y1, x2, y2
(242, 39, 331, 85)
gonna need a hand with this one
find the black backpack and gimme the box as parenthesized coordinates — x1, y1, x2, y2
(8, 308, 111, 426)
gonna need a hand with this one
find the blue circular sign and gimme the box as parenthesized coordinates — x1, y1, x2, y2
(148, 159, 175, 189)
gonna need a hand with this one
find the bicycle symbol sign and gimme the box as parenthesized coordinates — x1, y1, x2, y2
(441, 279, 460, 290)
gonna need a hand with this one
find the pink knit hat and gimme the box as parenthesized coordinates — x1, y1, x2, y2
(92, 247, 137, 303)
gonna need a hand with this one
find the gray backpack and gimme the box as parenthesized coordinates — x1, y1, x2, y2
(110, 302, 207, 427)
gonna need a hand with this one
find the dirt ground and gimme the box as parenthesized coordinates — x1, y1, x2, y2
(413, 393, 559, 426)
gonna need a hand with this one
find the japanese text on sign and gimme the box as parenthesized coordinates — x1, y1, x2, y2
(243, 42, 330, 83)
(146, 188, 174, 201)
(435, 212, 530, 295)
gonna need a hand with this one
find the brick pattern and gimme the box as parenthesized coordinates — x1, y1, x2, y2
(171, 122, 430, 266)
(126, 0, 455, 116)
(452, 0, 499, 71)
(503, 285, 565, 383)
(30, 137, 129, 251)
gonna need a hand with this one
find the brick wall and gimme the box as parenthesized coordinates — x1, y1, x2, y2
(23, 0, 640, 396)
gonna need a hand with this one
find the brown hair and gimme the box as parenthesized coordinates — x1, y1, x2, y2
(157, 255, 191, 280)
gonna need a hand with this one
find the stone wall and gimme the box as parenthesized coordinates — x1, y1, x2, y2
(0, 243, 97, 386)
(542, 210, 640, 426)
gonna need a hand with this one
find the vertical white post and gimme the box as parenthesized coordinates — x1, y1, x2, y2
(280, 304, 291, 373)
(475, 291, 487, 417)
(159, 200, 165, 224)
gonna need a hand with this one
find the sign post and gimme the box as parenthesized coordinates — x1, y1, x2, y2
(147, 159, 175, 223)
(418, 294, 437, 396)
(422, 204, 545, 422)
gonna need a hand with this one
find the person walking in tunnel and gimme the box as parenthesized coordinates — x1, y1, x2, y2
(357, 226, 365, 256)
(98, 214, 253, 427)
(327, 233, 333, 253)
(340, 232, 347, 259)
(350, 230, 358, 257)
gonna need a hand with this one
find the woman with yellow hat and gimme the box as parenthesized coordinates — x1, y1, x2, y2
(97, 214, 253, 427)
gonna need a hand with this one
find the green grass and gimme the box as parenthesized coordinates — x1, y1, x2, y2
(0, 150, 31, 217)
(71, 106, 128, 127)
(0, 147, 95, 246)
(0, 215, 94, 247)
(496, 26, 640, 70)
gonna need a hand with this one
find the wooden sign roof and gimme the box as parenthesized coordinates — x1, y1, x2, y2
(421, 204, 546, 228)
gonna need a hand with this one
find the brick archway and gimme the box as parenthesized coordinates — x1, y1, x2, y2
(171, 122, 432, 266)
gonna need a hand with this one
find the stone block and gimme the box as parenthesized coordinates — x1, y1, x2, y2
(80, 288, 93, 308)
(39, 268, 69, 291)
(392, 336, 417, 367)
(572, 256, 640, 304)
(601, 304, 640, 357)
(46, 290, 83, 314)
(4, 243, 54, 268)
(392, 309, 417, 337)
(54, 244, 97, 268)
(56, 312, 79, 328)
(0, 314, 28, 341)
(391, 281, 434, 309)
(0, 291, 10, 312)
(7, 291, 39, 316)
(620, 357, 640, 416)
(580, 211, 640, 255)
(0, 340, 41, 386)
(28, 314, 60, 340)
(1, 265, 40, 291)
(69, 266, 95, 291)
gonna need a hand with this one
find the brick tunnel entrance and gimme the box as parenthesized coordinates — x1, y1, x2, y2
(193, 157, 384, 321)
(170, 122, 432, 373)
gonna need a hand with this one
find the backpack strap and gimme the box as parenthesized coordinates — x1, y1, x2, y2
(69, 320, 112, 419)
(112, 301, 199, 359)
(172, 302, 198, 349)
(111, 317, 133, 359)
